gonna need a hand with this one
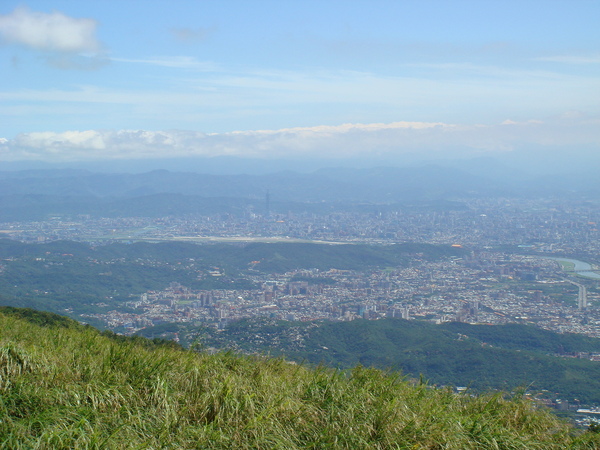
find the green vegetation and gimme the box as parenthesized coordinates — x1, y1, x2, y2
(1, 308, 598, 448)
(0, 306, 84, 329)
(0, 238, 464, 317)
(558, 260, 576, 272)
(0, 239, 464, 273)
(159, 318, 600, 404)
(440, 322, 600, 353)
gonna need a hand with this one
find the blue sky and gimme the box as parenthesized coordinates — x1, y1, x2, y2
(0, 0, 599, 164)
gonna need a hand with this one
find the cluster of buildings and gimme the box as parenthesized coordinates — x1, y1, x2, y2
(81, 252, 600, 345)
(5, 195, 600, 415)
(4, 196, 600, 350)
(2, 197, 599, 259)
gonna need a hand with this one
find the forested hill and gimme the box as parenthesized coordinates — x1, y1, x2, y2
(1, 307, 598, 448)
(0, 239, 464, 319)
(0, 238, 464, 271)
(141, 318, 600, 405)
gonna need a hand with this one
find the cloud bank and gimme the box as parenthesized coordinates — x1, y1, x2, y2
(0, 7, 100, 53)
(1, 118, 599, 163)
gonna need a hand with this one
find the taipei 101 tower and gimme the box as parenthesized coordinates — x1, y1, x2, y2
(265, 190, 270, 218)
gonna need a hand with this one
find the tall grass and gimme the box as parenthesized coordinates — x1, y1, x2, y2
(0, 312, 598, 449)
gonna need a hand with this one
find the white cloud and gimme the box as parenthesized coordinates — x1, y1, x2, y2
(0, 7, 100, 53)
(170, 27, 212, 43)
(501, 119, 543, 126)
(112, 56, 217, 70)
(2, 118, 599, 163)
(0, 59, 597, 122)
(241, 121, 453, 135)
(536, 55, 600, 64)
(16, 130, 107, 150)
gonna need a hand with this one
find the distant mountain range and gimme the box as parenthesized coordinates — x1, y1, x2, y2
(0, 166, 502, 200)
(0, 160, 599, 221)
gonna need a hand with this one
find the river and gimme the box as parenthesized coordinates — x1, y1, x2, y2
(548, 257, 600, 280)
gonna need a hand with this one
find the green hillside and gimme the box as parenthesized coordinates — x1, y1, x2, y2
(0, 239, 465, 272)
(0, 308, 597, 448)
(149, 318, 600, 405)
(0, 239, 463, 317)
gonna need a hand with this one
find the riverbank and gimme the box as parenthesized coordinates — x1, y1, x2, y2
(548, 257, 600, 280)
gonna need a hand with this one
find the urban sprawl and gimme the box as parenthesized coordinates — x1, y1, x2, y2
(2, 197, 599, 343)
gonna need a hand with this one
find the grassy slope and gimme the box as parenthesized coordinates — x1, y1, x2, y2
(0, 309, 599, 449)
(181, 318, 600, 404)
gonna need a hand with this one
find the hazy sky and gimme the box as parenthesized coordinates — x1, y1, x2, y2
(0, 0, 599, 164)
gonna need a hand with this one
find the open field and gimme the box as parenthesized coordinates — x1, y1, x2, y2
(106, 235, 347, 245)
